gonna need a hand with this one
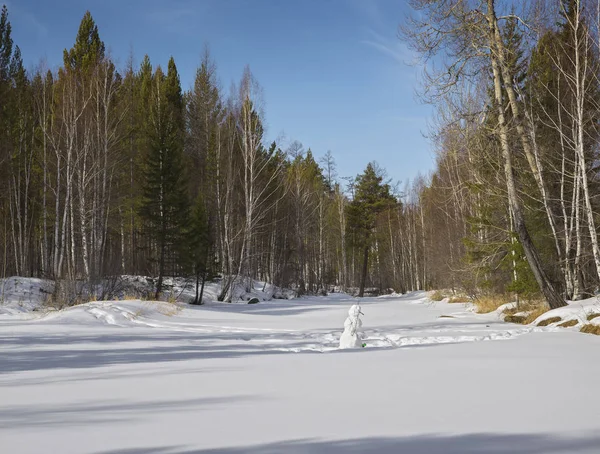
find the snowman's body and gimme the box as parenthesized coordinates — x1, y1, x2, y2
(339, 304, 364, 349)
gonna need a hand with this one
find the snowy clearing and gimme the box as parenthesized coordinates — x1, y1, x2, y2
(1, 289, 600, 453)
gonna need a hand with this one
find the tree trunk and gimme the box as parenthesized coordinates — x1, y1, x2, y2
(358, 243, 369, 298)
(193, 269, 201, 305)
(487, 0, 566, 309)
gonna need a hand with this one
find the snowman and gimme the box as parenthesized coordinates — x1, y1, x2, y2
(339, 304, 365, 349)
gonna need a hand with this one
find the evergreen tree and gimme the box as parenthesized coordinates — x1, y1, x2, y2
(347, 163, 396, 297)
(186, 49, 222, 280)
(63, 11, 104, 72)
(0, 4, 14, 169)
(140, 58, 190, 299)
(0, 4, 13, 83)
(186, 48, 222, 197)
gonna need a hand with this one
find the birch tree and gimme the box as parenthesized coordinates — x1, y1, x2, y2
(404, 0, 566, 308)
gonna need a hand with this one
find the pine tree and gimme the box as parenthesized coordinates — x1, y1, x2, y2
(0, 4, 12, 278)
(186, 49, 222, 282)
(186, 48, 222, 198)
(0, 4, 13, 83)
(140, 58, 190, 299)
(347, 163, 396, 297)
(0, 4, 14, 170)
(63, 11, 104, 72)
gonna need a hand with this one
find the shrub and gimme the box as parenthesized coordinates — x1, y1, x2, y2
(430, 290, 445, 301)
(580, 324, 600, 335)
(45, 279, 88, 309)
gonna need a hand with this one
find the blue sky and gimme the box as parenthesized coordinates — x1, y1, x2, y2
(8, 0, 434, 186)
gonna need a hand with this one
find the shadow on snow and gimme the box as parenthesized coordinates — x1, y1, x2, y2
(91, 433, 600, 454)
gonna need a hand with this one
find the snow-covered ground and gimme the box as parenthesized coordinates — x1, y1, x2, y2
(1, 289, 600, 453)
(0, 276, 54, 315)
(0, 275, 294, 317)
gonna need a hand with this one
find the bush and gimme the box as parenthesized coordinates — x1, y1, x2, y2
(45, 279, 88, 309)
(430, 290, 445, 301)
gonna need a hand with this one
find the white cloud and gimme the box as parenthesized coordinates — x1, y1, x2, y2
(361, 28, 416, 67)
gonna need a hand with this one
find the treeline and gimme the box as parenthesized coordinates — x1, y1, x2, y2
(403, 0, 600, 307)
(0, 7, 427, 302)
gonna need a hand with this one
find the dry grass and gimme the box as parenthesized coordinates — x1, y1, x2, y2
(134, 301, 181, 317)
(439, 315, 455, 319)
(504, 314, 527, 324)
(473, 294, 511, 314)
(42, 295, 87, 310)
(503, 300, 550, 325)
(537, 316, 562, 327)
(587, 313, 600, 321)
(580, 324, 600, 335)
(159, 306, 180, 317)
(524, 306, 551, 325)
(122, 294, 140, 301)
(448, 295, 471, 304)
(159, 300, 182, 317)
(166, 293, 178, 304)
(429, 290, 445, 301)
(558, 319, 578, 328)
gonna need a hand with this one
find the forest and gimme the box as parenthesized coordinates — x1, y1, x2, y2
(1, 0, 600, 309)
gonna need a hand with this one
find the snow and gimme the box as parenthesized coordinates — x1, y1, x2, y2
(0, 275, 293, 319)
(115, 275, 294, 304)
(1, 288, 600, 453)
(0, 276, 53, 315)
(533, 296, 600, 328)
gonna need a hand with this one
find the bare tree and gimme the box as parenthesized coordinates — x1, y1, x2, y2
(403, 0, 566, 308)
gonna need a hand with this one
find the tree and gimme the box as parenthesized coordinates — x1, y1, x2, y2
(140, 58, 190, 299)
(234, 67, 284, 294)
(347, 163, 396, 297)
(403, 0, 567, 309)
(186, 46, 222, 200)
(185, 47, 222, 293)
(0, 5, 16, 277)
(187, 194, 210, 305)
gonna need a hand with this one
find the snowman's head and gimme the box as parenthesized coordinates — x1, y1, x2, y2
(349, 304, 363, 318)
